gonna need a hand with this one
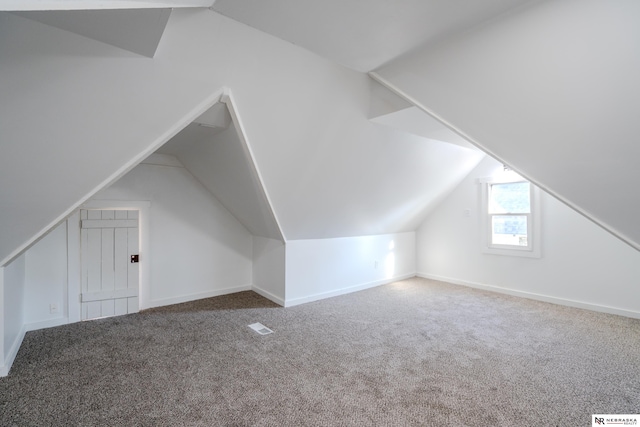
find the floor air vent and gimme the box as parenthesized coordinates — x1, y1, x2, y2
(248, 322, 273, 335)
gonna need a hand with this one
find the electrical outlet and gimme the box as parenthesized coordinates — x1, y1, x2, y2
(50, 303, 58, 314)
(463, 209, 471, 217)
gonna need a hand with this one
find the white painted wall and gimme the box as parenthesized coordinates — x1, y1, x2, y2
(24, 222, 67, 325)
(285, 232, 416, 306)
(2, 254, 25, 375)
(252, 237, 286, 305)
(375, 0, 640, 250)
(91, 160, 253, 308)
(417, 156, 640, 318)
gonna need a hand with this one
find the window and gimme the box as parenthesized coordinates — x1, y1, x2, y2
(479, 173, 540, 258)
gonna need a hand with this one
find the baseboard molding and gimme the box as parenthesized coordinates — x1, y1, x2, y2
(25, 317, 70, 332)
(1, 324, 27, 377)
(251, 286, 285, 307)
(417, 272, 640, 319)
(147, 284, 252, 309)
(284, 272, 416, 307)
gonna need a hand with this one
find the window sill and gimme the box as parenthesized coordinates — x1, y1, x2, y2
(482, 246, 541, 258)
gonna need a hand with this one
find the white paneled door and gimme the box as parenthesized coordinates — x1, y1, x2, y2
(80, 209, 139, 321)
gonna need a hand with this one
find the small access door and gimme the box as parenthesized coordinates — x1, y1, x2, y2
(80, 209, 139, 321)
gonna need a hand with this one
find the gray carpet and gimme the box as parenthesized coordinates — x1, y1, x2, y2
(1, 277, 639, 426)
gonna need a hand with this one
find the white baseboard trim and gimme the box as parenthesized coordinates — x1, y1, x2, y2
(1, 324, 27, 377)
(146, 284, 252, 309)
(25, 317, 70, 332)
(251, 286, 284, 307)
(284, 272, 416, 308)
(251, 286, 285, 307)
(1, 316, 73, 377)
(417, 272, 640, 319)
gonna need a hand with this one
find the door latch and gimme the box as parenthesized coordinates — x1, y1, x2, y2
(130, 254, 139, 263)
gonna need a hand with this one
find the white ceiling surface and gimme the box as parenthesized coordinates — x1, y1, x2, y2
(368, 81, 478, 150)
(14, 9, 172, 57)
(371, 107, 477, 150)
(374, 0, 640, 250)
(157, 104, 283, 240)
(192, 102, 231, 129)
(0, 0, 213, 11)
(212, 0, 534, 73)
(13, 0, 627, 269)
(0, 8, 487, 265)
(0, 10, 223, 266)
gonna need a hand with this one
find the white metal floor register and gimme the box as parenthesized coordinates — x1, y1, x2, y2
(248, 322, 274, 335)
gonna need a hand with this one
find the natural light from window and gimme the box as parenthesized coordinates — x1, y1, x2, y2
(385, 240, 395, 279)
(489, 181, 531, 247)
(479, 166, 541, 258)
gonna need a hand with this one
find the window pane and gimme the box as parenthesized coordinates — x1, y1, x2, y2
(491, 215, 528, 246)
(489, 182, 530, 214)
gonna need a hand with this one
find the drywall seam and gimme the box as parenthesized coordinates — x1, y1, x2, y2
(251, 285, 285, 307)
(221, 90, 287, 243)
(284, 272, 416, 308)
(0, 87, 227, 269)
(368, 72, 640, 253)
(417, 273, 640, 320)
(145, 283, 252, 309)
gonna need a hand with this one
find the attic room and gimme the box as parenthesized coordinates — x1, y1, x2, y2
(1, 0, 639, 425)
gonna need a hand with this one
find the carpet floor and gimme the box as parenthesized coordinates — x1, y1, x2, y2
(1, 277, 639, 426)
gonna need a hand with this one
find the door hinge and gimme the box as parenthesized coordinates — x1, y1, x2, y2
(130, 254, 139, 263)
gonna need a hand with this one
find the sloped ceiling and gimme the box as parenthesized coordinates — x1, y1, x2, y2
(4, 0, 636, 270)
(215, 0, 640, 250)
(157, 103, 284, 241)
(0, 9, 483, 266)
(0, 0, 213, 11)
(371, 106, 477, 151)
(373, 0, 640, 250)
(13, 9, 172, 57)
(0, 10, 220, 266)
(212, 0, 533, 72)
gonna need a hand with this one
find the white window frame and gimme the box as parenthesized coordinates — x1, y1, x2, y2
(478, 175, 541, 258)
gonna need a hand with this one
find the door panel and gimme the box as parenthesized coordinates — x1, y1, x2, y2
(81, 209, 139, 321)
